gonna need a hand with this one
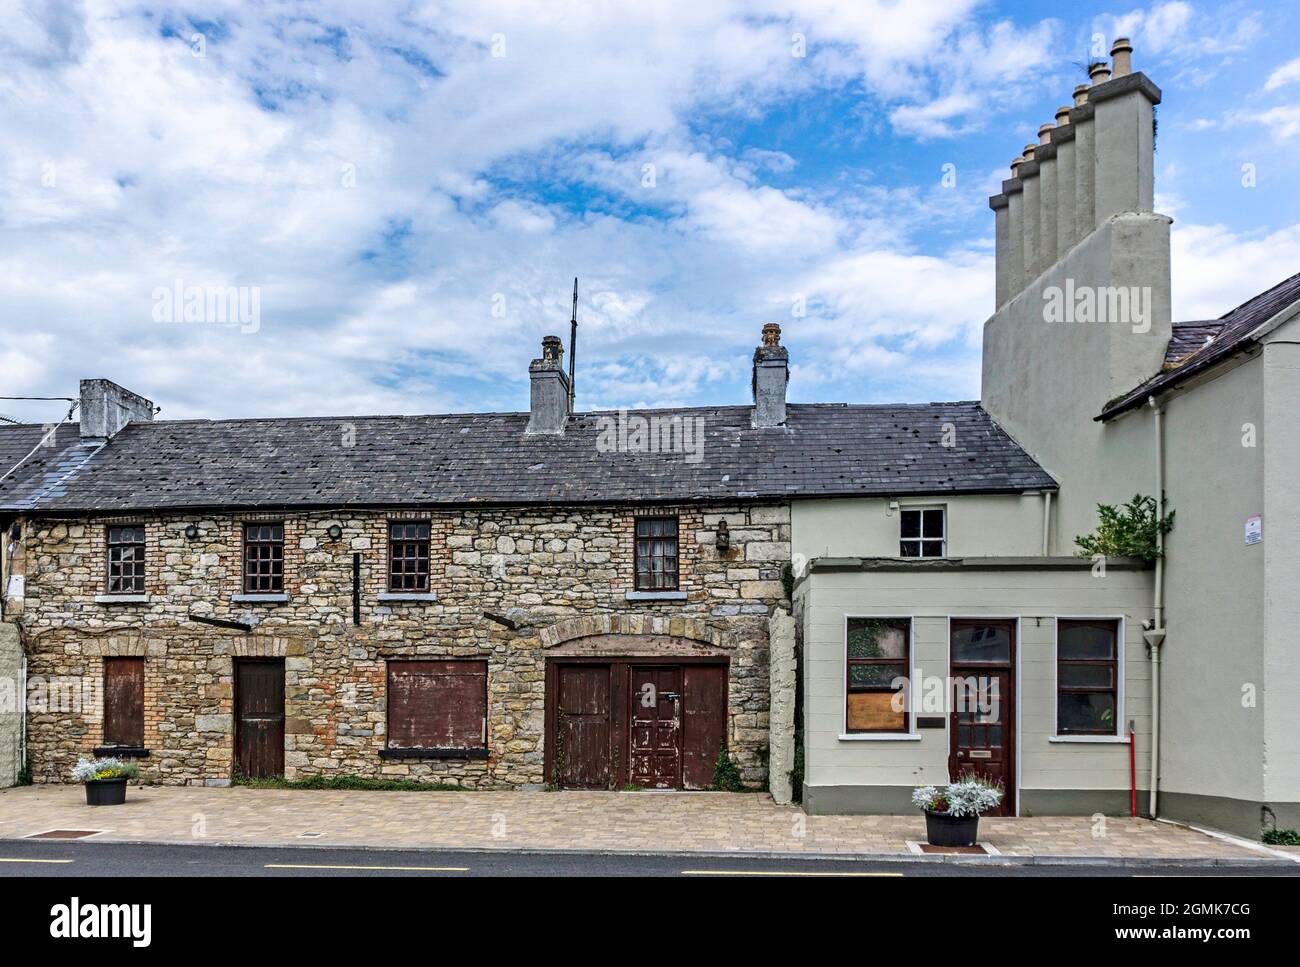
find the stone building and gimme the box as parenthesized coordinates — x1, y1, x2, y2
(0, 327, 1050, 795)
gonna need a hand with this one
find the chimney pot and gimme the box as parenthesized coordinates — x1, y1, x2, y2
(1010, 157, 1023, 176)
(1110, 37, 1133, 76)
(1038, 123, 1054, 145)
(752, 325, 789, 428)
(78, 379, 155, 441)
(1023, 143, 1036, 161)
(526, 335, 571, 435)
(1088, 61, 1111, 85)
(1055, 105, 1071, 125)
(1073, 84, 1089, 107)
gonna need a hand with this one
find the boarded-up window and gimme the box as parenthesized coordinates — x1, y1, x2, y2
(846, 618, 909, 733)
(387, 660, 487, 750)
(103, 658, 145, 748)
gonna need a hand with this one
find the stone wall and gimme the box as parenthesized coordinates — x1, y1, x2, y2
(19, 503, 790, 787)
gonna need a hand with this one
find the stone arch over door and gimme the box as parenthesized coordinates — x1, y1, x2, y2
(539, 613, 729, 652)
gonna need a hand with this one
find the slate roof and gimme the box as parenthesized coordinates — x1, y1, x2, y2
(0, 402, 1056, 515)
(1102, 270, 1300, 420)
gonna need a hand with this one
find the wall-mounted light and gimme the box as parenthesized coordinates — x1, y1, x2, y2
(326, 524, 344, 542)
(184, 524, 199, 540)
(715, 519, 730, 552)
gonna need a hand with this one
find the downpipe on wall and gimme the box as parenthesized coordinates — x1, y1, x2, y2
(1142, 395, 1167, 819)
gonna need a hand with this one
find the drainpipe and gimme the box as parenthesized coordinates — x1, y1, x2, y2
(1041, 491, 1053, 555)
(1143, 396, 1167, 818)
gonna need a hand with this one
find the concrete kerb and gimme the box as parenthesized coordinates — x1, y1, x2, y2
(0, 835, 1291, 869)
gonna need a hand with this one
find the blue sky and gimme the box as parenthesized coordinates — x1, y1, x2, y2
(2, 0, 1299, 424)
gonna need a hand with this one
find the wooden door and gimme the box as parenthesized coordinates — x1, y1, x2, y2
(555, 664, 612, 789)
(949, 620, 1015, 816)
(103, 657, 144, 748)
(629, 666, 683, 789)
(681, 664, 728, 789)
(236, 659, 285, 779)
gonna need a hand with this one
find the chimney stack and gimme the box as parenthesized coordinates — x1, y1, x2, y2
(752, 323, 788, 428)
(1052, 105, 1077, 253)
(988, 40, 1160, 309)
(79, 379, 154, 441)
(525, 335, 571, 435)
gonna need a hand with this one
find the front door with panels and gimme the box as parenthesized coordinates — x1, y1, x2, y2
(235, 658, 285, 779)
(628, 665, 683, 789)
(948, 620, 1015, 816)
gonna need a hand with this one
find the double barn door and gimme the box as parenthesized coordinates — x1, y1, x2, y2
(549, 661, 727, 790)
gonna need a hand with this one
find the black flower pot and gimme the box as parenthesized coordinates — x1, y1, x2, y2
(925, 809, 980, 847)
(85, 778, 128, 806)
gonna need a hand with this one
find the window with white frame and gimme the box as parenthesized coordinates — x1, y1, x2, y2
(899, 507, 945, 557)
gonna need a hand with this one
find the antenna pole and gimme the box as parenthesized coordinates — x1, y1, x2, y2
(568, 277, 578, 409)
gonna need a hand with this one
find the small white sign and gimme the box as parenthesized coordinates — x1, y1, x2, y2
(1245, 515, 1263, 546)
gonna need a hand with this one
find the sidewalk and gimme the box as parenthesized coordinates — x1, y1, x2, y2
(0, 785, 1286, 863)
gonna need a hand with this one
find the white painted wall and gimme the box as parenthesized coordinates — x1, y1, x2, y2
(798, 565, 1153, 809)
(792, 493, 1047, 561)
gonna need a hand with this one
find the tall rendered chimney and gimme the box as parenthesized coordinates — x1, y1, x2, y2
(1036, 122, 1059, 271)
(1051, 105, 1076, 253)
(752, 323, 788, 428)
(1091, 38, 1159, 225)
(525, 335, 571, 435)
(1019, 144, 1041, 280)
(79, 379, 155, 441)
(1070, 84, 1096, 245)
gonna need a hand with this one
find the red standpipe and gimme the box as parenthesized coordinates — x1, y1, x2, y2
(1129, 725, 1137, 817)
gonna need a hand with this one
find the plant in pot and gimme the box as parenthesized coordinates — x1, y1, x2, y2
(911, 773, 1003, 847)
(72, 756, 140, 806)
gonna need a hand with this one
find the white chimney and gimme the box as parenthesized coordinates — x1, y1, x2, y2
(79, 379, 154, 441)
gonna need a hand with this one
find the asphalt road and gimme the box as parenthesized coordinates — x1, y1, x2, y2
(1, 839, 1297, 876)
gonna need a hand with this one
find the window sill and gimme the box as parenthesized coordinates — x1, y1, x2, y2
(624, 590, 688, 602)
(376, 592, 439, 603)
(838, 733, 922, 742)
(1048, 735, 1130, 744)
(94, 594, 149, 604)
(231, 593, 289, 604)
(93, 746, 150, 758)
(379, 747, 489, 760)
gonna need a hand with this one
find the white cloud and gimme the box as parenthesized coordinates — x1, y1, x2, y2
(1171, 222, 1300, 322)
(1264, 56, 1300, 92)
(0, 0, 1287, 428)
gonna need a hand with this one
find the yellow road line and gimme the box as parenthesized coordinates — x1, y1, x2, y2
(264, 863, 468, 872)
(0, 857, 75, 864)
(681, 869, 901, 877)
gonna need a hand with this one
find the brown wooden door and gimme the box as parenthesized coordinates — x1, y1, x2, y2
(949, 620, 1015, 816)
(681, 664, 728, 789)
(103, 657, 145, 748)
(236, 659, 285, 779)
(629, 666, 683, 789)
(555, 664, 612, 789)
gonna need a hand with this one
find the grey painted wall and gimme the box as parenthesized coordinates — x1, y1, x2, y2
(0, 623, 21, 787)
